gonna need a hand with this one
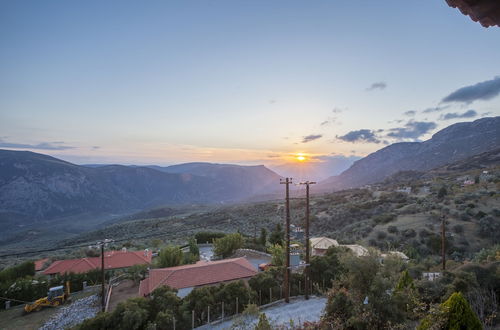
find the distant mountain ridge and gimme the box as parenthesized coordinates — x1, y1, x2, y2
(321, 116, 500, 190)
(0, 151, 281, 226)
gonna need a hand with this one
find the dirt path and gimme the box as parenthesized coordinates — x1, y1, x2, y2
(107, 279, 139, 312)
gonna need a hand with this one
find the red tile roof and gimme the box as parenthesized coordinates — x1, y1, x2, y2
(34, 258, 50, 271)
(43, 250, 152, 275)
(139, 257, 257, 296)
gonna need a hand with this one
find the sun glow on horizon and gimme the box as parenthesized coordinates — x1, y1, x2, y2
(295, 153, 307, 162)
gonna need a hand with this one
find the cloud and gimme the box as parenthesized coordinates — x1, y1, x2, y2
(337, 129, 381, 143)
(0, 139, 75, 150)
(387, 120, 437, 140)
(91, 146, 100, 150)
(422, 105, 450, 113)
(302, 134, 323, 143)
(442, 76, 500, 104)
(320, 120, 330, 126)
(332, 107, 344, 113)
(366, 81, 387, 91)
(439, 109, 478, 120)
(269, 99, 276, 104)
(403, 110, 416, 116)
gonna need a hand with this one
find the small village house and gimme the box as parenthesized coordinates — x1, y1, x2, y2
(43, 249, 152, 276)
(139, 257, 257, 298)
(310, 237, 339, 256)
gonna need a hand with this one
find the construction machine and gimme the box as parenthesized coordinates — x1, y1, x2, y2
(24, 281, 71, 313)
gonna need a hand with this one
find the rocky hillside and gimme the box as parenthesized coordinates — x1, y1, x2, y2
(321, 117, 500, 190)
(0, 150, 281, 226)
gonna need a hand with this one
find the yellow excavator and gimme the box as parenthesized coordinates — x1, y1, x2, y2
(24, 281, 71, 313)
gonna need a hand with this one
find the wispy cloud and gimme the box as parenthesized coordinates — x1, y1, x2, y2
(302, 134, 322, 143)
(366, 81, 387, 91)
(386, 120, 437, 140)
(403, 110, 416, 116)
(0, 139, 75, 150)
(337, 129, 381, 143)
(422, 105, 450, 113)
(439, 109, 477, 120)
(442, 76, 500, 104)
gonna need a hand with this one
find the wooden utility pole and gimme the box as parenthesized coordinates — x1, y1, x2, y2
(299, 181, 315, 300)
(441, 215, 446, 271)
(100, 242, 105, 312)
(280, 178, 292, 303)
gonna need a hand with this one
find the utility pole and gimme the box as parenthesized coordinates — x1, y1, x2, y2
(441, 215, 446, 271)
(97, 239, 112, 312)
(280, 178, 292, 303)
(101, 243, 105, 312)
(299, 181, 315, 300)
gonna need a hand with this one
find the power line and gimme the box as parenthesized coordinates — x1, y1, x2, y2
(0, 222, 225, 258)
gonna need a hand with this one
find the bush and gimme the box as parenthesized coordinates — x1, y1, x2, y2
(402, 229, 416, 238)
(388, 225, 399, 234)
(156, 246, 183, 268)
(452, 224, 464, 234)
(418, 292, 482, 330)
(373, 213, 397, 224)
(194, 232, 226, 244)
(213, 233, 243, 258)
(377, 231, 387, 239)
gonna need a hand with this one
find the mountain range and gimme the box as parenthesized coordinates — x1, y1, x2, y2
(320, 116, 500, 191)
(0, 116, 499, 242)
(0, 152, 281, 231)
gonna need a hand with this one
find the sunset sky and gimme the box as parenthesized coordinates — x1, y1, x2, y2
(1, 1, 500, 167)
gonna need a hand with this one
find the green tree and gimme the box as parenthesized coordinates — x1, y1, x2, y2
(127, 264, 148, 284)
(149, 286, 181, 320)
(213, 233, 243, 258)
(268, 223, 283, 246)
(259, 228, 267, 246)
(255, 313, 272, 330)
(108, 297, 151, 330)
(418, 292, 482, 330)
(157, 246, 183, 268)
(395, 270, 415, 292)
(438, 186, 448, 199)
(308, 247, 344, 290)
(268, 244, 285, 267)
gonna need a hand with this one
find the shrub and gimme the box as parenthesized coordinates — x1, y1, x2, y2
(377, 231, 387, 239)
(453, 225, 464, 234)
(388, 225, 399, 234)
(213, 233, 243, 258)
(194, 231, 226, 244)
(402, 229, 416, 238)
(418, 292, 482, 330)
(373, 213, 397, 224)
(156, 246, 183, 268)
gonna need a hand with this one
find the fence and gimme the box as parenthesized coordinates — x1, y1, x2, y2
(167, 278, 328, 329)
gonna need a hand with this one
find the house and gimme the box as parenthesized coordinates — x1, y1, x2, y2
(422, 272, 441, 281)
(139, 257, 257, 298)
(381, 251, 409, 262)
(310, 237, 339, 256)
(342, 244, 369, 257)
(396, 187, 411, 194)
(43, 250, 152, 276)
(34, 258, 50, 272)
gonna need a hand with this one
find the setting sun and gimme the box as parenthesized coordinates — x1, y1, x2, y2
(295, 153, 306, 162)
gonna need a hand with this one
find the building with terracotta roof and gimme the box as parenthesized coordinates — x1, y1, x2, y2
(34, 258, 50, 272)
(139, 257, 257, 298)
(43, 250, 152, 276)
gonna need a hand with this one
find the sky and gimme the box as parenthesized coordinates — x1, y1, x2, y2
(1, 1, 499, 168)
